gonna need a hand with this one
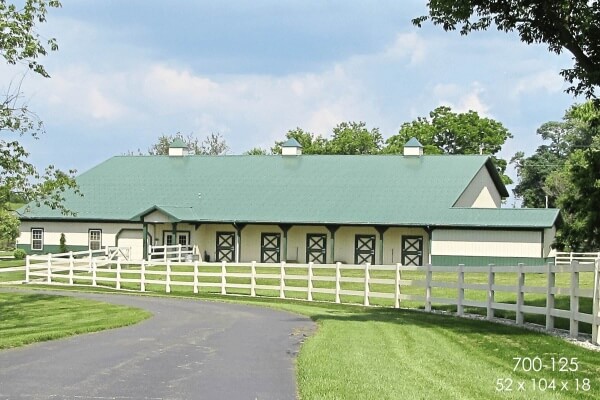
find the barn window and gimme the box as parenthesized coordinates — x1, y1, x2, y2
(31, 228, 44, 251)
(89, 229, 102, 250)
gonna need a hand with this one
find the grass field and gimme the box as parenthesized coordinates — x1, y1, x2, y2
(0, 291, 151, 349)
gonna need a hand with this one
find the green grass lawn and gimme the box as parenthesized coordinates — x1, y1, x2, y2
(0, 292, 151, 349)
(0, 258, 27, 283)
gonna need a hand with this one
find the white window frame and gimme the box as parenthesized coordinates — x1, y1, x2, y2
(163, 232, 189, 247)
(31, 228, 44, 251)
(89, 229, 102, 251)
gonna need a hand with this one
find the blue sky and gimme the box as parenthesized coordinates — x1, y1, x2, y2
(5, 1, 580, 198)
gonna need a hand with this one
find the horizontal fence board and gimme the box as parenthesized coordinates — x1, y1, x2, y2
(430, 297, 457, 305)
(463, 283, 488, 291)
(369, 292, 394, 299)
(430, 281, 458, 289)
(521, 286, 546, 294)
(491, 284, 518, 292)
(551, 309, 571, 319)
(462, 299, 486, 308)
(339, 289, 364, 297)
(520, 305, 546, 314)
(369, 278, 395, 285)
(491, 302, 517, 312)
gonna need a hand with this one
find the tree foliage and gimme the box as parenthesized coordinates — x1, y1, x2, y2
(512, 102, 600, 250)
(385, 106, 513, 183)
(148, 132, 229, 156)
(414, 1, 600, 98)
(1, 0, 80, 243)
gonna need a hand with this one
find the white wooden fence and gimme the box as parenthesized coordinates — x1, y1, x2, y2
(555, 251, 600, 265)
(20, 255, 600, 345)
(148, 244, 194, 262)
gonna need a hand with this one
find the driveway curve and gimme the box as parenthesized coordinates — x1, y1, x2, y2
(0, 290, 315, 400)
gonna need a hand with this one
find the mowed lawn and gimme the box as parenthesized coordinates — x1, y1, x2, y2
(0, 292, 151, 349)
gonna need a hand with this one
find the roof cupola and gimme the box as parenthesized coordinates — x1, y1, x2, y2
(168, 138, 189, 157)
(281, 138, 303, 156)
(403, 137, 423, 157)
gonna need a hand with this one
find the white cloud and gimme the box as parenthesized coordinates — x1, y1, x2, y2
(513, 69, 565, 96)
(433, 82, 491, 116)
(384, 32, 427, 65)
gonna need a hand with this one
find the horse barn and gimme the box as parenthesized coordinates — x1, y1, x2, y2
(17, 138, 560, 266)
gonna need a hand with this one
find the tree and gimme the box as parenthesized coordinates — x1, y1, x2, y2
(384, 106, 513, 183)
(512, 102, 600, 250)
(243, 147, 269, 155)
(414, 1, 600, 98)
(271, 128, 328, 155)
(327, 121, 383, 155)
(551, 102, 600, 250)
(1, 0, 79, 244)
(148, 132, 229, 155)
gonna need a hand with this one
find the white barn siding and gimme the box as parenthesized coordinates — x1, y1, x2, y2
(18, 221, 141, 252)
(454, 166, 502, 208)
(431, 229, 542, 258)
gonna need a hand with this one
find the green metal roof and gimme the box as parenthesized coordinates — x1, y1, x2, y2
(19, 154, 558, 228)
(281, 138, 302, 148)
(404, 137, 423, 147)
(169, 138, 187, 148)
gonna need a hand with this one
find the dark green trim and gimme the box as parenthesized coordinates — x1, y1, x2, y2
(17, 244, 88, 255)
(432, 255, 550, 267)
(142, 223, 148, 260)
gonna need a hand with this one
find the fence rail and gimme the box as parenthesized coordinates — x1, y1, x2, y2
(555, 251, 600, 264)
(148, 244, 194, 262)
(19, 256, 600, 345)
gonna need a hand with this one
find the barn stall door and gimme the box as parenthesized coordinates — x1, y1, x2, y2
(261, 233, 281, 263)
(402, 236, 423, 266)
(216, 232, 235, 262)
(306, 234, 327, 264)
(354, 235, 375, 264)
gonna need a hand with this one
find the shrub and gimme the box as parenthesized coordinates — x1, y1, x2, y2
(13, 248, 26, 260)
(59, 233, 67, 253)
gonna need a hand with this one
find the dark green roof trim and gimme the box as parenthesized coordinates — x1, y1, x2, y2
(281, 138, 302, 148)
(484, 158, 509, 198)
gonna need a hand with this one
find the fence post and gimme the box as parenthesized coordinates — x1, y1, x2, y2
(88, 249, 92, 272)
(457, 264, 465, 316)
(307, 262, 314, 301)
(546, 262, 555, 330)
(166, 260, 171, 294)
(92, 260, 97, 286)
(570, 260, 579, 338)
(487, 264, 495, 320)
(25, 255, 30, 283)
(193, 260, 199, 294)
(221, 261, 227, 295)
(394, 263, 401, 309)
(425, 264, 432, 312)
(279, 261, 286, 299)
(516, 263, 524, 325)
(116, 259, 122, 290)
(140, 260, 146, 292)
(250, 261, 256, 297)
(164, 246, 167, 263)
(335, 262, 341, 304)
(592, 259, 599, 345)
(178, 244, 182, 262)
(364, 263, 370, 306)
(68, 251, 74, 285)
(46, 253, 52, 284)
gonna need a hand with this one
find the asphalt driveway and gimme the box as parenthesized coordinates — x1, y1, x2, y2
(0, 290, 315, 400)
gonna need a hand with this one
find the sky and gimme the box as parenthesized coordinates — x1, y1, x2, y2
(5, 1, 581, 201)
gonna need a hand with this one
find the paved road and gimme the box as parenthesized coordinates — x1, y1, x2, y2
(0, 290, 314, 400)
